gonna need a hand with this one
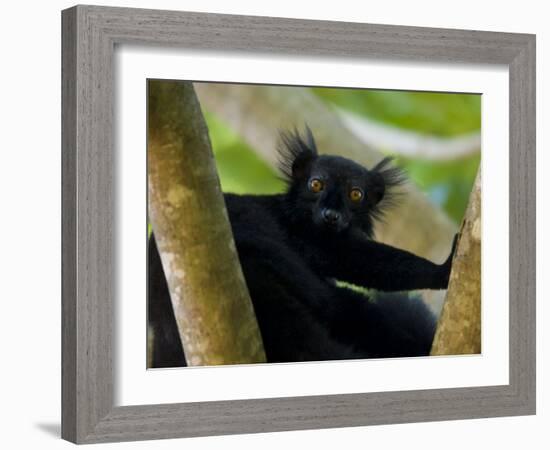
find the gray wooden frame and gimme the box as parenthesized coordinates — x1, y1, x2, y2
(62, 4, 536, 444)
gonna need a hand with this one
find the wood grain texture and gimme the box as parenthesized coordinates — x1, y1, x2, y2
(61, 7, 77, 442)
(62, 5, 115, 442)
(61, 4, 536, 443)
(508, 36, 536, 412)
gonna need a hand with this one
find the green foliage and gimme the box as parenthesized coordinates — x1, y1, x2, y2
(204, 112, 286, 195)
(397, 155, 480, 223)
(313, 87, 481, 137)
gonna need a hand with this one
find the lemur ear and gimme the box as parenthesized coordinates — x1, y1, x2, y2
(369, 157, 406, 205)
(278, 126, 319, 181)
(304, 124, 318, 155)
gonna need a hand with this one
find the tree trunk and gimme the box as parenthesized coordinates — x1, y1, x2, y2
(195, 83, 458, 314)
(147, 79, 266, 366)
(431, 170, 481, 355)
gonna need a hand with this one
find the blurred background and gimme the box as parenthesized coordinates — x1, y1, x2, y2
(198, 84, 480, 225)
(147, 81, 483, 368)
(146, 82, 482, 317)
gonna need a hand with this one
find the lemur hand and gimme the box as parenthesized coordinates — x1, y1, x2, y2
(440, 233, 459, 288)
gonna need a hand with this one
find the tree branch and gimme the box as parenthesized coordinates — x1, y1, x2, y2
(431, 170, 482, 355)
(337, 108, 481, 161)
(148, 80, 266, 366)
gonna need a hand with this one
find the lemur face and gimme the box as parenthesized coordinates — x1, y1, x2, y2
(302, 155, 378, 233)
(278, 127, 404, 237)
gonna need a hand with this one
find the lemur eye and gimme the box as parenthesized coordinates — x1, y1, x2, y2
(309, 178, 324, 193)
(349, 188, 364, 202)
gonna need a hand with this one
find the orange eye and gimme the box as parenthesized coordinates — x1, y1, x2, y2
(349, 188, 364, 202)
(309, 178, 324, 193)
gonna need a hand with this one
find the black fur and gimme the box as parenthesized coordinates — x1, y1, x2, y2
(148, 128, 456, 367)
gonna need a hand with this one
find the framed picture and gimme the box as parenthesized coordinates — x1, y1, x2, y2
(61, 5, 535, 444)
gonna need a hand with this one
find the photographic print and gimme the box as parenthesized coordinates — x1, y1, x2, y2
(60, 6, 538, 442)
(62, 7, 535, 441)
(146, 80, 481, 369)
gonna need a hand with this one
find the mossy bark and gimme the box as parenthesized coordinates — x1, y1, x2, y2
(431, 170, 482, 355)
(147, 80, 266, 366)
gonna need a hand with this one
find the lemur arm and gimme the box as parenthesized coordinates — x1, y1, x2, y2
(321, 235, 457, 291)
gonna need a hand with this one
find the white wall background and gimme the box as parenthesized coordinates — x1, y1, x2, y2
(0, 1, 545, 448)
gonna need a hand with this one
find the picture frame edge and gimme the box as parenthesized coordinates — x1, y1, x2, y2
(61, 4, 536, 443)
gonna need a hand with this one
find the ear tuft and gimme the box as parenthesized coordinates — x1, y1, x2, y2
(277, 125, 319, 181)
(304, 124, 318, 154)
(371, 156, 407, 198)
(368, 157, 407, 222)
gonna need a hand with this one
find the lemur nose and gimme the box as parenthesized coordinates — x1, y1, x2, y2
(322, 208, 341, 224)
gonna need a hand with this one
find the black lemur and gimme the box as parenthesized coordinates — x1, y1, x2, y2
(148, 127, 457, 367)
